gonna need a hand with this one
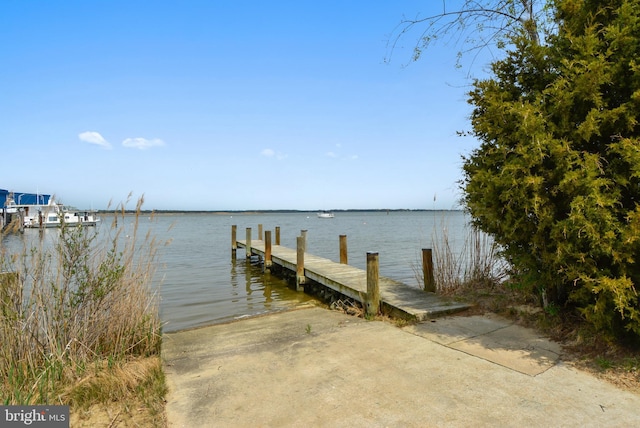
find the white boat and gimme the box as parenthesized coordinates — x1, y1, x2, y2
(1, 193, 21, 231)
(23, 199, 100, 228)
(4, 200, 18, 214)
(317, 211, 334, 218)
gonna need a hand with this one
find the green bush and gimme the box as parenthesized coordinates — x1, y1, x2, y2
(462, 0, 640, 340)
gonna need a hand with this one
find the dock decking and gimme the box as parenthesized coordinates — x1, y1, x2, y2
(235, 238, 470, 321)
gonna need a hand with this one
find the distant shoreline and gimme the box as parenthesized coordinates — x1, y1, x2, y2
(96, 208, 463, 214)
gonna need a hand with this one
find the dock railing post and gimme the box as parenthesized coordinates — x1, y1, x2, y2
(339, 235, 348, 264)
(231, 225, 237, 259)
(258, 224, 263, 240)
(296, 235, 305, 291)
(245, 227, 252, 261)
(366, 252, 380, 317)
(422, 248, 435, 292)
(275, 226, 281, 245)
(264, 230, 272, 271)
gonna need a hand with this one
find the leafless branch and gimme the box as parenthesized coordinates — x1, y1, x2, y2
(385, 0, 544, 70)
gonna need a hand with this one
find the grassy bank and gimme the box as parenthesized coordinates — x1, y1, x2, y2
(0, 197, 166, 424)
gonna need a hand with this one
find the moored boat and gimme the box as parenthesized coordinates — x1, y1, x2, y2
(1, 192, 22, 231)
(23, 199, 100, 228)
(317, 211, 334, 218)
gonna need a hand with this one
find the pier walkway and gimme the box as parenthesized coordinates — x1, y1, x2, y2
(235, 239, 470, 321)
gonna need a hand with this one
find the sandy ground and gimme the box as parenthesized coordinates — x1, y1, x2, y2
(162, 306, 640, 427)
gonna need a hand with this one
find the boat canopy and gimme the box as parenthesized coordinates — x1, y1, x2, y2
(0, 189, 51, 207)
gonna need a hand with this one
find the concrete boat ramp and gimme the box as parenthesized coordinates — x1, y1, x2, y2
(162, 306, 640, 427)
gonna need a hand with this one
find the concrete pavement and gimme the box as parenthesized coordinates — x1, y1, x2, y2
(162, 306, 640, 427)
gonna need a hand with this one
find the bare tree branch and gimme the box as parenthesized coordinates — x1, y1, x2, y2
(385, 0, 547, 69)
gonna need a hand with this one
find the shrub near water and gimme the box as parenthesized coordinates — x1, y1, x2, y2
(429, 220, 509, 294)
(0, 198, 163, 408)
(461, 0, 640, 341)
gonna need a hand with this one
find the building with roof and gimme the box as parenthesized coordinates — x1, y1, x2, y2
(1, 189, 52, 230)
(1, 188, 51, 207)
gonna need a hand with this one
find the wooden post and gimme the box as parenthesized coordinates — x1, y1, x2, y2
(422, 248, 435, 292)
(300, 229, 307, 252)
(296, 235, 305, 291)
(366, 252, 380, 317)
(264, 230, 272, 271)
(258, 224, 263, 240)
(231, 225, 237, 258)
(339, 235, 348, 264)
(245, 227, 252, 261)
(275, 226, 281, 245)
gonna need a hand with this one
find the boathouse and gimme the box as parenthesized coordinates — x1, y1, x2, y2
(1, 189, 51, 206)
(0, 188, 52, 229)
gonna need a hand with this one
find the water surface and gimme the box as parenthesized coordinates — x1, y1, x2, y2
(152, 211, 469, 332)
(2, 211, 470, 332)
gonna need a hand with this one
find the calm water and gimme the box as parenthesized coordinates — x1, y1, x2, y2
(151, 210, 469, 332)
(1, 211, 470, 333)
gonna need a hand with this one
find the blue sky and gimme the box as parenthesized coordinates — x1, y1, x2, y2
(1, 1, 490, 211)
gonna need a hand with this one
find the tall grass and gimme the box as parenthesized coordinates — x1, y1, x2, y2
(426, 218, 509, 294)
(0, 197, 163, 406)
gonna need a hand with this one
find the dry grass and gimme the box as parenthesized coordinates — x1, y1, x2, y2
(67, 356, 166, 427)
(0, 196, 165, 417)
(410, 218, 509, 295)
(330, 299, 364, 317)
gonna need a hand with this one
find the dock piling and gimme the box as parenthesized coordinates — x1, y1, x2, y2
(231, 225, 237, 259)
(275, 226, 281, 245)
(245, 227, 252, 261)
(296, 235, 305, 291)
(264, 231, 272, 271)
(258, 224, 263, 240)
(422, 248, 435, 292)
(339, 235, 348, 264)
(366, 252, 380, 317)
(300, 230, 307, 253)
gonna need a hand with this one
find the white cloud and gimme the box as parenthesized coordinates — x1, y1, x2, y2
(122, 137, 166, 150)
(79, 131, 111, 149)
(325, 150, 357, 160)
(261, 148, 287, 160)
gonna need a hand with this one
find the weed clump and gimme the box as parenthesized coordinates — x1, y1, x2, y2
(0, 196, 164, 413)
(423, 219, 509, 296)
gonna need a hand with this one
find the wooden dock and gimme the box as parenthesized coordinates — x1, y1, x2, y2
(234, 227, 470, 321)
